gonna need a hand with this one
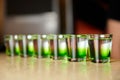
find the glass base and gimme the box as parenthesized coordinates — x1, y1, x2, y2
(77, 58, 86, 62)
(8, 54, 14, 57)
(68, 58, 77, 62)
(92, 58, 110, 63)
(53, 57, 58, 60)
(37, 56, 42, 58)
(68, 58, 86, 62)
(57, 56, 68, 60)
(42, 56, 51, 58)
(21, 55, 27, 58)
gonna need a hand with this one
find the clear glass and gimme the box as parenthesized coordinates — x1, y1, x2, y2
(14, 35, 27, 57)
(57, 34, 69, 60)
(4, 35, 14, 56)
(68, 34, 88, 62)
(88, 34, 112, 63)
(76, 34, 88, 62)
(41, 34, 51, 58)
(27, 34, 38, 57)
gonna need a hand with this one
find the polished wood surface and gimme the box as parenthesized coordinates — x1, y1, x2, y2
(0, 53, 120, 80)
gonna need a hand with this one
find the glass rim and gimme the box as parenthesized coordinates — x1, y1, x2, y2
(88, 34, 112, 39)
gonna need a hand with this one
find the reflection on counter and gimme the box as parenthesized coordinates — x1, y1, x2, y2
(0, 53, 117, 80)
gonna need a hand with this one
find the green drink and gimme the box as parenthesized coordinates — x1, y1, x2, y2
(58, 35, 68, 60)
(76, 35, 88, 62)
(14, 41, 21, 55)
(77, 45, 87, 61)
(27, 35, 37, 57)
(14, 35, 22, 56)
(41, 40, 51, 58)
(88, 34, 112, 63)
(27, 40, 35, 57)
(41, 35, 51, 58)
(68, 34, 88, 62)
(58, 41, 68, 56)
(99, 38, 111, 63)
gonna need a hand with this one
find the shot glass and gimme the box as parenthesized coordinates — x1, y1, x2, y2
(47, 34, 58, 60)
(41, 34, 51, 58)
(57, 34, 69, 60)
(88, 34, 112, 63)
(68, 34, 88, 62)
(27, 34, 38, 57)
(76, 34, 88, 62)
(14, 35, 27, 57)
(4, 35, 14, 56)
(13, 35, 26, 57)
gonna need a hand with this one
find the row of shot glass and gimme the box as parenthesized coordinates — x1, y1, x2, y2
(4, 34, 112, 63)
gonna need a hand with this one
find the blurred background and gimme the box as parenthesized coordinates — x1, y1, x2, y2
(0, 0, 109, 51)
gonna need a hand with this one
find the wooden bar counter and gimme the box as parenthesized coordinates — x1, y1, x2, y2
(0, 53, 120, 80)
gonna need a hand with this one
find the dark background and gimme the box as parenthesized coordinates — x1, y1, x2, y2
(6, 0, 52, 16)
(72, 0, 109, 31)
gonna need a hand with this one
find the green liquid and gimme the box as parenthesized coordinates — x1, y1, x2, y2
(100, 42, 110, 59)
(14, 42, 21, 56)
(100, 44, 110, 57)
(41, 48, 51, 58)
(41, 41, 51, 58)
(88, 39, 111, 63)
(58, 48, 68, 56)
(58, 42, 68, 59)
(27, 41, 36, 57)
(76, 41, 87, 58)
(77, 48, 87, 58)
